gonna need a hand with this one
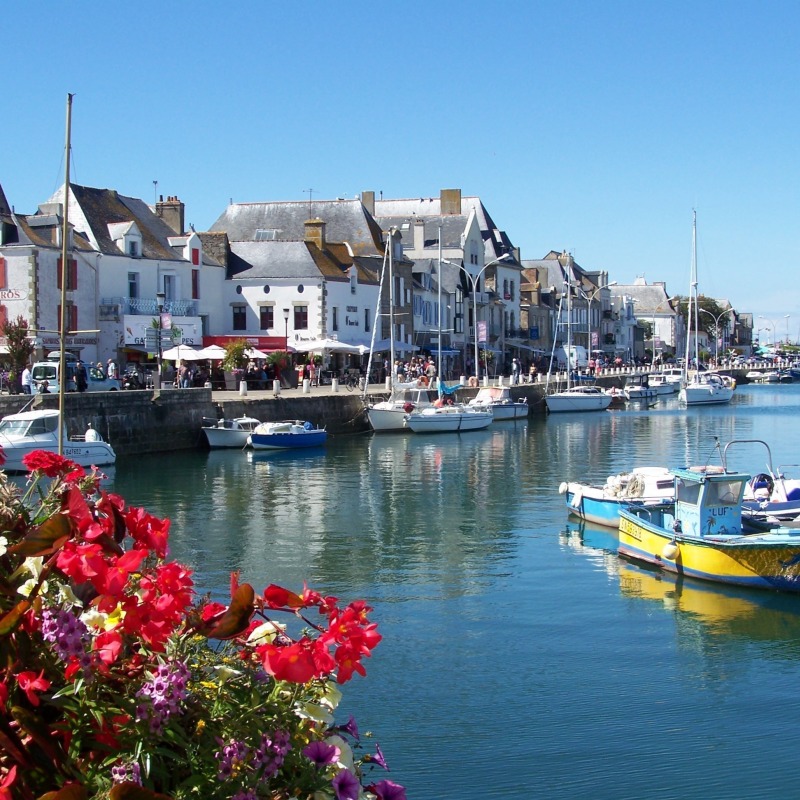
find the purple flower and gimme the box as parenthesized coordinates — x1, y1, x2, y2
(332, 769, 360, 800)
(335, 714, 360, 740)
(368, 779, 407, 800)
(303, 741, 341, 767)
(366, 743, 389, 770)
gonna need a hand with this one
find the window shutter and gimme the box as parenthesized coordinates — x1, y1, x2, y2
(0, 258, 6, 289)
(70, 259, 78, 290)
(191, 247, 200, 266)
(57, 259, 62, 290)
(0, 305, 7, 330)
(71, 304, 78, 332)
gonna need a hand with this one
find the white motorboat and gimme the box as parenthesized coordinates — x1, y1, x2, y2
(624, 375, 658, 403)
(404, 404, 493, 433)
(247, 420, 327, 450)
(201, 416, 261, 448)
(546, 385, 612, 413)
(367, 384, 437, 432)
(648, 373, 678, 395)
(0, 409, 116, 473)
(468, 386, 528, 420)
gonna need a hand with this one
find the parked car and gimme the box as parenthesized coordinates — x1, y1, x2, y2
(32, 354, 120, 393)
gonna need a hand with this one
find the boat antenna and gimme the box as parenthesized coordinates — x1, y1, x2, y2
(57, 93, 74, 456)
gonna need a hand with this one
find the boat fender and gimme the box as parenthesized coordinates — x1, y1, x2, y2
(468, 376, 479, 388)
(417, 376, 429, 387)
(662, 541, 680, 560)
(85, 423, 101, 442)
(403, 402, 415, 413)
(558, 482, 568, 495)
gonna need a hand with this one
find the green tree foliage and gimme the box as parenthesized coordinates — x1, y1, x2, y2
(0, 315, 35, 380)
(674, 295, 731, 336)
(222, 338, 248, 372)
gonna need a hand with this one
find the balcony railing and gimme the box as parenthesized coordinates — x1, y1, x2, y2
(102, 297, 199, 317)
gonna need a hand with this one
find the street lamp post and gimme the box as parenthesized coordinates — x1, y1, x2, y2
(700, 308, 735, 363)
(282, 307, 290, 350)
(442, 254, 512, 380)
(785, 314, 791, 344)
(155, 291, 166, 390)
(758, 316, 776, 347)
(576, 281, 616, 354)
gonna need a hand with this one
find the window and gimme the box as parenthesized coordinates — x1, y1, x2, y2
(254, 229, 278, 241)
(192, 269, 199, 300)
(163, 274, 176, 301)
(259, 306, 273, 330)
(129, 241, 138, 257)
(364, 307, 371, 333)
(332, 307, 339, 332)
(232, 305, 247, 331)
(0, 258, 6, 289)
(57, 258, 78, 291)
(191, 247, 200, 266)
(57, 304, 78, 333)
(293, 306, 308, 330)
(128, 272, 139, 299)
(0, 305, 6, 329)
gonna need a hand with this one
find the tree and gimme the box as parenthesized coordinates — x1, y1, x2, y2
(674, 295, 729, 336)
(0, 315, 35, 390)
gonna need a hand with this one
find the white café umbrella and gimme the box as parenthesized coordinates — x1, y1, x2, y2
(196, 344, 227, 360)
(245, 347, 268, 359)
(162, 345, 203, 361)
(294, 338, 363, 354)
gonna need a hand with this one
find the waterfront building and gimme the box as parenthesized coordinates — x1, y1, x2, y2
(370, 189, 523, 372)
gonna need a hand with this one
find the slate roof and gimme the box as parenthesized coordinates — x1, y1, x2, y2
(612, 282, 677, 314)
(209, 199, 385, 255)
(373, 195, 516, 261)
(40, 184, 186, 262)
(0, 183, 10, 216)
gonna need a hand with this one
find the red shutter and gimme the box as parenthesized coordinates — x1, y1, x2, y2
(57, 304, 62, 332)
(0, 306, 7, 330)
(0, 258, 6, 289)
(191, 247, 199, 266)
(70, 259, 78, 290)
(57, 258, 62, 290)
(192, 269, 199, 300)
(71, 304, 78, 332)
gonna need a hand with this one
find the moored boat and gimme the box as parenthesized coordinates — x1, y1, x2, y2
(201, 416, 261, 449)
(559, 467, 675, 528)
(404, 404, 493, 433)
(648, 373, 678, 395)
(618, 466, 800, 592)
(247, 420, 327, 450)
(546, 385, 612, 413)
(0, 409, 116, 472)
(468, 386, 528, 419)
(366, 384, 437, 432)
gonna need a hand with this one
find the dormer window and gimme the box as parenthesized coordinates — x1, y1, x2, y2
(108, 221, 142, 258)
(129, 241, 139, 257)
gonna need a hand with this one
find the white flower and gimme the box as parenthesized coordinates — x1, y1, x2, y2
(324, 734, 354, 770)
(18, 577, 45, 597)
(22, 556, 45, 579)
(0, 536, 7, 557)
(247, 620, 286, 644)
(319, 681, 343, 711)
(212, 665, 243, 683)
(58, 582, 83, 608)
(295, 701, 334, 726)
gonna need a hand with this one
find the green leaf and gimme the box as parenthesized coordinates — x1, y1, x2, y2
(9, 513, 73, 557)
(203, 584, 255, 640)
(0, 598, 31, 636)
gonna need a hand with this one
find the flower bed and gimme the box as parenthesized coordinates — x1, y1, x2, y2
(0, 449, 404, 800)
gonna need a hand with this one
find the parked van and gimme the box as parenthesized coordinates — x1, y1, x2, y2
(31, 352, 78, 393)
(554, 345, 589, 370)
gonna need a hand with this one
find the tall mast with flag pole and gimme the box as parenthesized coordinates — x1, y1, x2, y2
(57, 93, 74, 456)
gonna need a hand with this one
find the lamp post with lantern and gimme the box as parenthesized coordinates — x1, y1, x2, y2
(155, 291, 166, 390)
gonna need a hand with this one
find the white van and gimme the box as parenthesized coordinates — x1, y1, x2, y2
(31, 352, 78, 393)
(554, 345, 589, 370)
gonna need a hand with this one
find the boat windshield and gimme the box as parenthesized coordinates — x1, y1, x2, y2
(0, 416, 59, 436)
(0, 419, 31, 436)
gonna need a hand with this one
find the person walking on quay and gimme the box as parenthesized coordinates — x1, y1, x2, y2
(511, 357, 521, 385)
(20, 363, 32, 394)
(107, 358, 118, 380)
(76, 361, 88, 392)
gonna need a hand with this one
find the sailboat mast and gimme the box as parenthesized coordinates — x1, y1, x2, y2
(388, 228, 395, 375)
(683, 211, 696, 379)
(566, 255, 573, 391)
(58, 93, 74, 456)
(437, 226, 442, 386)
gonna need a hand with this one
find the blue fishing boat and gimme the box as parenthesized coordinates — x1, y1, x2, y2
(247, 420, 327, 450)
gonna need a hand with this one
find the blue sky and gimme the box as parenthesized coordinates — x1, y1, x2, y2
(3, 1, 799, 336)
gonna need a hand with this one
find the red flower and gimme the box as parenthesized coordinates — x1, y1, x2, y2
(94, 630, 123, 665)
(123, 506, 170, 558)
(258, 637, 334, 683)
(263, 584, 304, 609)
(0, 765, 17, 800)
(22, 450, 80, 478)
(16, 670, 50, 707)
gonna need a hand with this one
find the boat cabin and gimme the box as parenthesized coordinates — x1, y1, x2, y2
(673, 467, 748, 538)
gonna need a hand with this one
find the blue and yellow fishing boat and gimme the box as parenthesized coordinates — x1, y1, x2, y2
(618, 466, 800, 592)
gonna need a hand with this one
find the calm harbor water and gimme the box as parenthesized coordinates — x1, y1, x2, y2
(114, 384, 800, 800)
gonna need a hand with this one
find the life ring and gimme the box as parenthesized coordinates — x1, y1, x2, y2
(417, 376, 429, 387)
(468, 376, 479, 388)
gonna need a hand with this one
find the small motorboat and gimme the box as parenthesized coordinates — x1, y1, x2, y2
(201, 416, 261, 449)
(559, 467, 675, 528)
(546, 385, 612, 413)
(648, 373, 678, 395)
(468, 387, 528, 420)
(404, 404, 493, 433)
(247, 420, 327, 450)
(618, 466, 800, 592)
(0, 409, 116, 472)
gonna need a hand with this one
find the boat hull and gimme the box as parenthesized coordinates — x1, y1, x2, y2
(405, 407, 493, 433)
(618, 508, 800, 591)
(1, 440, 116, 473)
(248, 430, 327, 450)
(546, 392, 612, 413)
(679, 384, 734, 405)
(366, 407, 409, 432)
(202, 429, 252, 448)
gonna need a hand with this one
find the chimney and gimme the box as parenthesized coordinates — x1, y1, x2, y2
(156, 195, 185, 235)
(440, 188, 462, 215)
(361, 190, 375, 215)
(304, 218, 326, 249)
(413, 218, 425, 251)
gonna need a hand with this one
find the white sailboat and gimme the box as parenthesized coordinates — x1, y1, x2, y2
(679, 212, 734, 406)
(366, 235, 434, 432)
(545, 265, 611, 413)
